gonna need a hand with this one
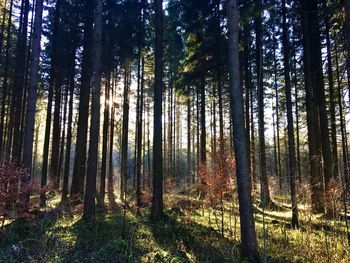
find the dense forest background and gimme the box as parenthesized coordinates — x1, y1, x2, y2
(1, 0, 350, 262)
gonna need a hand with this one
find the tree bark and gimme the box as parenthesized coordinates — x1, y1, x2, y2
(70, 0, 94, 197)
(301, 0, 325, 213)
(255, 0, 271, 207)
(151, 0, 164, 220)
(21, 0, 44, 204)
(282, 0, 298, 227)
(227, 0, 258, 259)
(40, 0, 61, 207)
(83, 0, 102, 223)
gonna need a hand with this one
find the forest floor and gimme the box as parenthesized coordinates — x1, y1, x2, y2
(0, 192, 349, 263)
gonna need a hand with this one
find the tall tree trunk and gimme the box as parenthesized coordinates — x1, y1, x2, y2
(324, 7, 339, 182)
(70, 0, 94, 197)
(108, 75, 115, 196)
(335, 39, 350, 188)
(0, 0, 8, 59)
(40, 0, 61, 207)
(301, 0, 325, 213)
(50, 77, 62, 189)
(136, 57, 144, 207)
(11, 0, 30, 162)
(120, 66, 130, 201)
(255, 0, 271, 207)
(83, 0, 102, 223)
(21, 0, 44, 204)
(187, 97, 191, 184)
(100, 76, 110, 206)
(273, 45, 282, 191)
(227, 0, 258, 259)
(200, 78, 206, 164)
(61, 49, 76, 204)
(282, 0, 298, 227)
(243, 11, 252, 183)
(0, 0, 13, 158)
(343, 0, 350, 90)
(151, 0, 164, 220)
(292, 33, 302, 184)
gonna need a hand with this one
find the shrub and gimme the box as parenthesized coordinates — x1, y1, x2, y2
(0, 162, 30, 227)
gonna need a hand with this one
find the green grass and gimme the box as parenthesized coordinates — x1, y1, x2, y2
(0, 193, 349, 262)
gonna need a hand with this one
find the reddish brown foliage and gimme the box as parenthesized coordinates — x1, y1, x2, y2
(197, 149, 236, 207)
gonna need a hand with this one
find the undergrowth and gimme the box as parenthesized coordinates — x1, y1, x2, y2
(0, 193, 349, 262)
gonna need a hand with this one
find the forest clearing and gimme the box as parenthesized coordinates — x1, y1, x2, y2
(1, 0, 350, 262)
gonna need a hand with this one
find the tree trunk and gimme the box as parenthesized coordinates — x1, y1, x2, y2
(136, 57, 144, 207)
(227, 0, 258, 259)
(255, 0, 271, 207)
(151, 0, 164, 220)
(335, 39, 350, 188)
(21, 0, 44, 204)
(324, 6, 339, 183)
(61, 46, 76, 204)
(282, 0, 298, 227)
(40, 0, 61, 207)
(83, 0, 102, 223)
(108, 75, 115, 196)
(301, 0, 325, 213)
(120, 65, 130, 201)
(11, 0, 30, 162)
(0, 0, 13, 158)
(100, 76, 110, 206)
(70, 0, 94, 197)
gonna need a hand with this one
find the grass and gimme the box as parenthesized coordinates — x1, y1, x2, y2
(0, 192, 349, 262)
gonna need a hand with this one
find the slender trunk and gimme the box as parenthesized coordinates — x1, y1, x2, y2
(325, 9, 339, 182)
(136, 57, 144, 206)
(227, 0, 258, 259)
(200, 78, 206, 164)
(120, 66, 130, 201)
(335, 39, 350, 188)
(11, 0, 30, 162)
(301, 0, 325, 213)
(61, 48, 75, 204)
(273, 45, 282, 191)
(100, 76, 110, 205)
(51, 77, 62, 189)
(71, 0, 94, 196)
(83, 0, 102, 223)
(21, 0, 44, 204)
(0, 0, 13, 158)
(108, 74, 115, 195)
(187, 97, 191, 184)
(40, 0, 61, 207)
(282, 0, 298, 227)
(151, 0, 164, 220)
(0, 0, 8, 59)
(255, 0, 271, 207)
(292, 32, 302, 184)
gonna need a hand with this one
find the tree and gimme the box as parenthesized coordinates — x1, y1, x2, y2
(70, 0, 94, 197)
(255, 0, 271, 207)
(40, 0, 61, 207)
(21, 0, 44, 204)
(151, 0, 164, 221)
(301, 0, 325, 213)
(227, 0, 258, 260)
(83, 0, 102, 223)
(281, 0, 298, 227)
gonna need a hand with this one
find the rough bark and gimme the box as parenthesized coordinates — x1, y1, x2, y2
(151, 0, 164, 221)
(227, 0, 259, 259)
(83, 0, 102, 223)
(301, 0, 325, 213)
(70, 0, 94, 196)
(282, 0, 298, 227)
(21, 0, 44, 204)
